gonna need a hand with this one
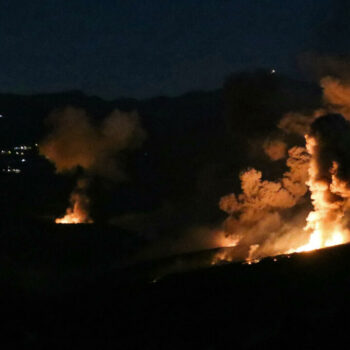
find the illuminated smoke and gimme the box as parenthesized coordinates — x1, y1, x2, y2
(215, 61, 350, 262)
(297, 114, 350, 251)
(40, 107, 146, 178)
(263, 139, 287, 160)
(278, 77, 350, 135)
(321, 76, 350, 118)
(40, 107, 146, 223)
(215, 113, 350, 263)
(216, 146, 310, 261)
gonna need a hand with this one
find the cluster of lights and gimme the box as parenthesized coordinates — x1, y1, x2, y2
(0, 144, 37, 175)
(13, 145, 32, 150)
(1, 145, 33, 154)
(2, 166, 21, 174)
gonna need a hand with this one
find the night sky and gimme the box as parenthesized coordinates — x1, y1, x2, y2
(0, 0, 348, 98)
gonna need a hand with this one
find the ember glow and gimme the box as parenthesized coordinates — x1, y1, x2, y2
(214, 113, 350, 264)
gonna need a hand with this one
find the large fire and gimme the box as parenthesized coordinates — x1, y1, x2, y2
(214, 114, 350, 264)
(287, 134, 348, 254)
(290, 229, 344, 253)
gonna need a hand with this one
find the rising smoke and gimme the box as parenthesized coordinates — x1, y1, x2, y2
(263, 139, 287, 160)
(275, 54, 350, 137)
(216, 64, 350, 262)
(40, 107, 146, 223)
(304, 114, 350, 244)
(217, 146, 310, 261)
(39, 61, 350, 266)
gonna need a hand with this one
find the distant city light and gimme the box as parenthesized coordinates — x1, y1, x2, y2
(2, 166, 21, 174)
(0, 143, 36, 175)
(271, 68, 276, 74)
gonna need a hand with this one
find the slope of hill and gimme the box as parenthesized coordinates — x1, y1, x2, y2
(1, 239, 349, 349)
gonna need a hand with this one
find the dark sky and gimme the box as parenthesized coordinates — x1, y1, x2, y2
(0, 0, 348, 99)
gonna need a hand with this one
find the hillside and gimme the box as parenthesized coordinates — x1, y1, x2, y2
(1, 236, 349, 348)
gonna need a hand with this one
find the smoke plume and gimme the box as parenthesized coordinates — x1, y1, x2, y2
(214, 57, 350, 263)
(279, 76, 350, 135)
(216, 110, 350, 263)
(217, 146, 310, 260)
(40, 107, 145, 177)
(40, 107, 146, 223)
(303, 114, 350, 244)
(263, 139, 287, 160)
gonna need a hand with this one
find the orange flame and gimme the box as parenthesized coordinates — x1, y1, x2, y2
(214, 231, 240, 248)
(55, 180, 93, 224)
(286, 135, 348, 254)
(213, 130, 350, 265)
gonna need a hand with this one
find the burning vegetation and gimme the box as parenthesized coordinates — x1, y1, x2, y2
(40, 107, 146, 224)
(55, 179, 93, 224)
(35, 60, 350, 266)
(215, 74, 350, 264)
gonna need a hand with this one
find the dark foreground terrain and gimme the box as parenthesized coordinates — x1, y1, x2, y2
(1, 222, 350, 349)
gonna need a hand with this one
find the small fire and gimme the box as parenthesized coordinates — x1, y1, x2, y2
(55, 179, 93, 224)
(55, 209, 93, 224)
